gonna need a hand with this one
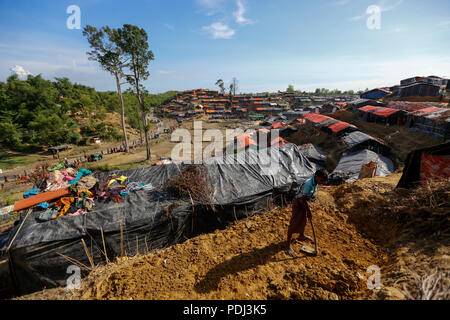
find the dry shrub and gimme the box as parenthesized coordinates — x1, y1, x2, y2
(164, 164, 215, 210)
(386, 178, 450, 237)
(402, 268, 450, 300)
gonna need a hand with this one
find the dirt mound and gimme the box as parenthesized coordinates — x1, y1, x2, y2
(328, 175, 450, 299)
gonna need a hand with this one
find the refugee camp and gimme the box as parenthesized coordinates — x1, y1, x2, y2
(0, 0, 449, 305)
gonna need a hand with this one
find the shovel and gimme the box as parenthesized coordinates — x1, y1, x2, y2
(300, 217, 318, 256)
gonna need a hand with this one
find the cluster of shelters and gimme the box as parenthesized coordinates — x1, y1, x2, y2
(397, 76, 449, 98)
(302, 113, 358, 136)
(353, 101, 450, 139)
(293, 110, 395, 184)
(356, 105, 408, 125)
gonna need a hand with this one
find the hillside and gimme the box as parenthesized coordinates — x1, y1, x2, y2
(15, 173, 449, 300)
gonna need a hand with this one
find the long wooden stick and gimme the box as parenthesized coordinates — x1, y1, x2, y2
(6, 209, 32, 252)
(81, 238, 95, 269)
(136, 235, 139, 256)
(144, 235, 149, 253)
(56, 252, 92, 271)
(120, 221, 124, 257)
(309, 217, 318, 254)
(100, 226, 109, 263)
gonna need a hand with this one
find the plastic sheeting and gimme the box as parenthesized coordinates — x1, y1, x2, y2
(303, 113, 331, 123)
(298, 144, 328, 166)
(397, 141, 450, 188)
(327, 121, 356, 133)
(344, 131, 382, 148)
(372, 108, 401, 118)
(0, 143, 317, 295)
(330, 149, 394, 183)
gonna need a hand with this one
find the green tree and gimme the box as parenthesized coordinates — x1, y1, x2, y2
(83, 25, 130, 152)
(116, 24, 155, 160)
(215, 79, 225, 94)
(287, 85, 295, 93)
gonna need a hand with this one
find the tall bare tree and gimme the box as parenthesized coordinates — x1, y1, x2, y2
(116, 24, 154, 161)
(83, 25, 130, 152)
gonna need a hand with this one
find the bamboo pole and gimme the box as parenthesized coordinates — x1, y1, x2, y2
(56, 252, 92, 271)
(233, 206, 237, 221)
(81, 238, 95, 269)
(6, 209, 32, 252)
(136, 235, 139, 256)
(120, 221, 124, 257)
(100, 226, 109, 263)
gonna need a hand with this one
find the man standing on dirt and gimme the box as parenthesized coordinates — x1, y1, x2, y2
(287, 169, 328, 257)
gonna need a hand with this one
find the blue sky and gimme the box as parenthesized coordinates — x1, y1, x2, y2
(0, 0, 449, 93)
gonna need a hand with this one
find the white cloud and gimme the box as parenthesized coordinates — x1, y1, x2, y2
(233, 0, 253, 25)
(9, 65, 32, 79)
(350, 0, 403, 22)
(196, 0, 224, 15)
(332, 0, 351, 6)
(202, 22, 235, 39)
(378, 0, 403, 12)
(350, 14, 364, 21)
(164, 23, 175, 30)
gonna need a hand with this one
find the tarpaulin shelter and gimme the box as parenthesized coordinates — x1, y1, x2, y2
(236, 134, 257, 148)
(343, 131, 391, 156)
(303, 113, 331, 124)
(358, 106, 406, 125)
(329, 149, 394, 184)
(270, 137, 287, 147)
(271, 122, 284, 129)
(348, 99, 384, 111)
(397, 141, 450, 189)
(371, 108, 407, 125)
(298, 144, 328, 167)
(327, 121, 357, 135)
(360, 88, 390, 100)
(413, 106, 443, 115)
(0, 144, 317, 295)
(372, 108, 401, 118)
(397, 82, 441, 97)
(358, 105, 384, 112)
(315, 118, 339, 128)
(405, 108, 450, 139)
